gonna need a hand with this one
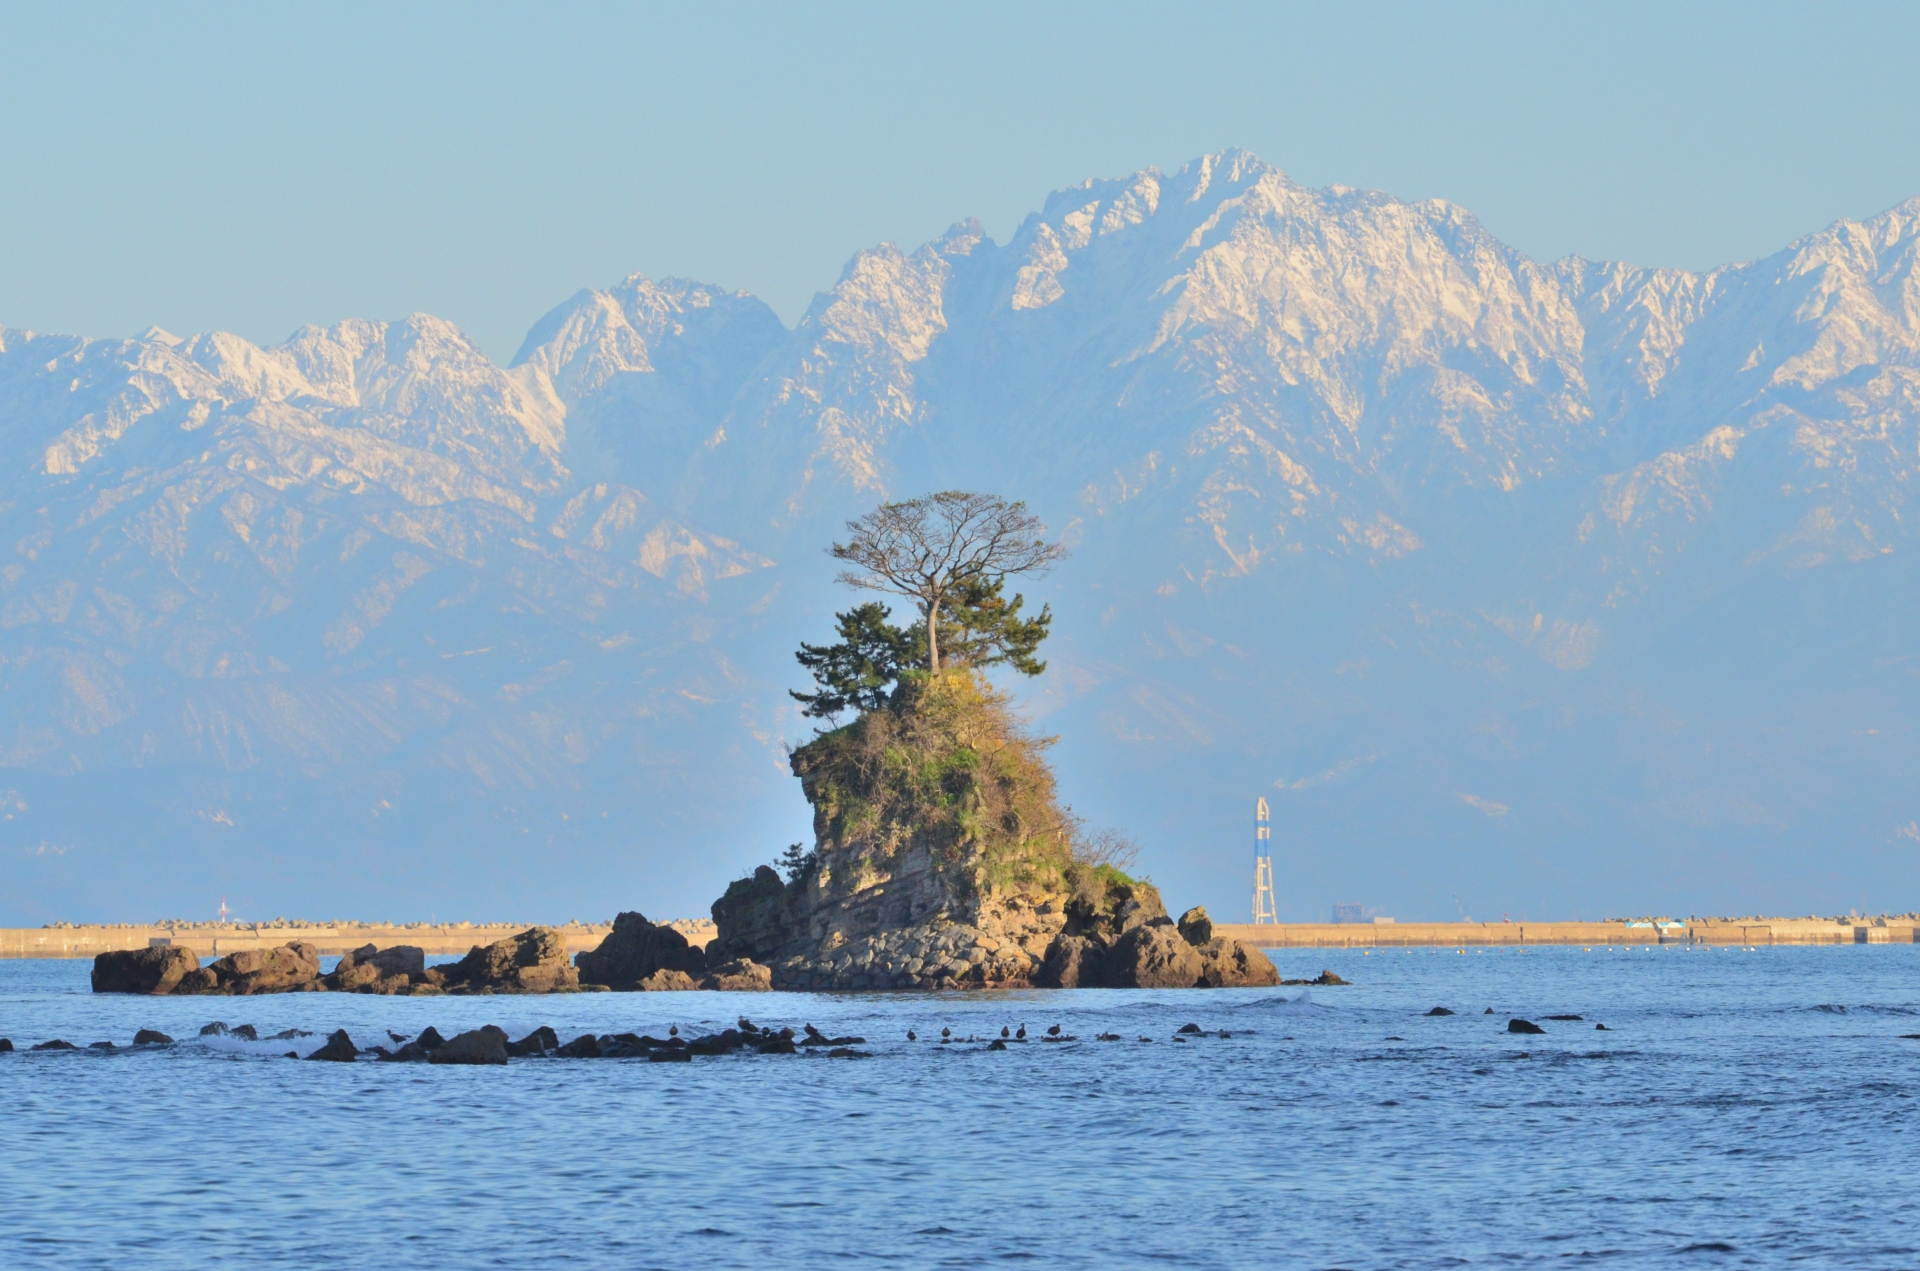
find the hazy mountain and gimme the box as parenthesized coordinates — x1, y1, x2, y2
(6, 151, 1917, 925)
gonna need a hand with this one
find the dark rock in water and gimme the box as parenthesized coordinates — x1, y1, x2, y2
(1194, 937, 1282, 988)
(1035, 934, 1107, 988)
(0, 1038, 11, 1052)
(133, 1029, 174, 1045)
(416, 1026, 447, 1051)
(638, 968, 699, 991)
(1103, 923, 1205, 989)
(1426, 1007, 1455, 1016)
(325, 943, 426, 994)
(506, 1026, 559, 1056)
(574, 911, 709, 990)
(89, 1041, 115, 1050)
(306, 1029, 359, 1062)
(1508, 1018, 1546, 1035)
(648, 1047, 693, 1062)
(701, 958, 773, 991)
(826, 1047, 868, 1058)
(430, 1027, 509, 1065)
(172, 943, 323, 996)
(379, 1040, 432, 1063)
(757, 1035, 796, 1054)
(33, 1040, 77, 1050)
(1313, 969, 1348, 986)
(199, 1022, 228, 1036)
(268, 1029, 311, 1041)
(1545, 1014, 1583, 1021)
(231, 1025, 259, 1040)
(987, 1039, 1007, 1050)
(438, 928, 579, 995)
(1596, 1024, 1611, 1031)
(557, 1033, 603, 1058)
(1484, 1007, 1495, 1014)
(92, 945, 201, 995)
(1176, 1022, 1203, 1035)
(1176, 906, 1214, 947)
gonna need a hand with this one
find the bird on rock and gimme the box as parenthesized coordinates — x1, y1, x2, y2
(388, 1031, 409, 1043)
(1016, 1024, 1027, 1040)
(669, 1024, 679, 1036)
(738, 1017, 757, 1033)
(1000, 1025, 1010, 1039)
(1047, 1024, 1061, 1036)
(941, 1027, 952, 1041)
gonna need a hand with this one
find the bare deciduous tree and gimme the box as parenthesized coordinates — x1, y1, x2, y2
(830, 491, 1068, 672)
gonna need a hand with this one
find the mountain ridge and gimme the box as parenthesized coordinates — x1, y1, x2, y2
(5, 150, 1918, 925)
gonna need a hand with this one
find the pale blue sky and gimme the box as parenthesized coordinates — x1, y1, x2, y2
(3, 1, 1917, 361)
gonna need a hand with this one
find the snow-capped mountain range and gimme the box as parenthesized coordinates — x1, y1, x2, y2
(6, 150, 1918, 924)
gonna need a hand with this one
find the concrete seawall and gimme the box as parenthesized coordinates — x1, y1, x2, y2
(1214, 920, 1920, 948)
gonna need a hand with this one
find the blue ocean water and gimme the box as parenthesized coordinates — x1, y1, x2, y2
(1, 944, 1915, 1269)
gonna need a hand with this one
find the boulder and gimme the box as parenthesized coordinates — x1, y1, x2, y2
(430, 1026, 510, 1065)
(1176, 906, 1214, 947)
(325, 944, 426, 993)
(1034, 934, 1107, 988)
(0, 1038, 11, 1052)
(1193, 937, 1280, 988)
(707, 865, 795, 966)
(574, 911, 708, 990)
(133, 1029, 174, 1045)
(701, 958, 773, 991)
(639, 968, 699, 991)
(1426, 1007, 1455, 1016)
(1508, 1018, 1545, 1035)
(439, 928, 579, 994)
(91, 946, 201, 995)
(32, 1039, 77, 1050)
(1313, 969, 1348, 986)
(305, 1029, 359, 1061)
(173, 942, 323, 995)
(1102, 922, 1205, 988)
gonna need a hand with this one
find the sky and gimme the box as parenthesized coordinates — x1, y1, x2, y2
(2, 1, 1918, 362)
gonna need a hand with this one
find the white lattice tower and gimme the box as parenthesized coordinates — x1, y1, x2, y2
(1253, 796, 1277, 924)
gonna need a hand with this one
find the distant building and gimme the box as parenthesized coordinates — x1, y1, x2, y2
(1331, 903, 1363, 924)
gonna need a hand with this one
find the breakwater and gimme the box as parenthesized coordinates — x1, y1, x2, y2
(1214, 918, 1920, 948)
(0, 923, 618, 960)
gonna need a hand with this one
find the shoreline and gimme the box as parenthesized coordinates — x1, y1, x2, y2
(4, 917, 1911, 959)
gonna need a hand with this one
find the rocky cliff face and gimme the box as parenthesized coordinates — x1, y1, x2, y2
(712, 673, 1140, 989)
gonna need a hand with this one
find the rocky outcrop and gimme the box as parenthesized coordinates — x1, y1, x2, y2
(325, 944, 425, 994)
(574, 911, 707, 990)
(174, 942, 323, 995)
(711, 674, 1089, 990)
(1036, 900, 1279, 990)
(638, 969, 699, 991)
(434, 927, 579, 994)
(92, 946, 201, 995)
(133, 1029, 174, 1045)
(1103, 922, 1205, 988)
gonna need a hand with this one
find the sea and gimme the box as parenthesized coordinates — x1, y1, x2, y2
(1, 943, 1915, 1269)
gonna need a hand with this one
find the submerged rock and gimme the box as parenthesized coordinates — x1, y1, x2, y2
(32, 1039, 77, 1050)
(133, 1029, 174, 1045)
(0, 1038, 11, 1052)
(1508, 1018, 1546, 1035)
(92, 946, 201, 995)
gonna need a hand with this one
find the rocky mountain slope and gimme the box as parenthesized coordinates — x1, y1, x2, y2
(6, 151, 1918, 924)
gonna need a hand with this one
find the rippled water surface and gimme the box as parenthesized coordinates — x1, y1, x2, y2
(3, 944, 1917, 1268)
